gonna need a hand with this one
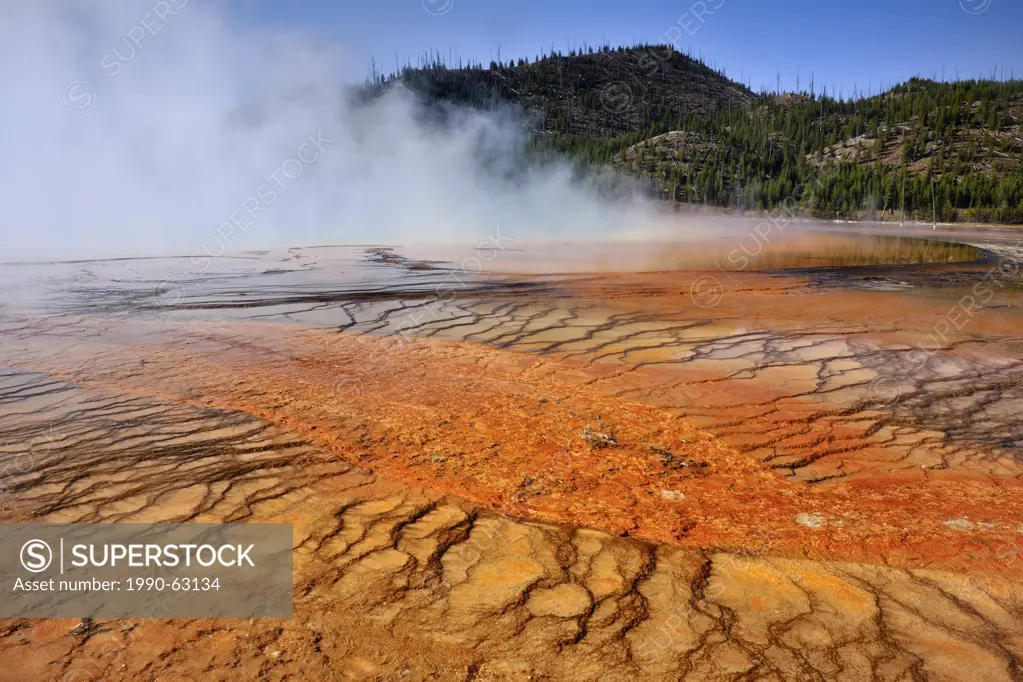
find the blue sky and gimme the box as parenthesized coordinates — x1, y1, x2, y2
(234, 0, 1022, 96)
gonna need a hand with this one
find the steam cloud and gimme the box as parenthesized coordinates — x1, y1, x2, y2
(1, 0, 676, 262)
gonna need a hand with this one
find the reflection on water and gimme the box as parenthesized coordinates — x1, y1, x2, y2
(675, 232, 983, 272)
(408, 230, 985, 274)
(0, 231, 992, 321)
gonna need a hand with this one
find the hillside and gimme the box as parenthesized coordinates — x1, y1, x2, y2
(377, 46, 1023, 224)
(374, 43, 754, 140)
(602, 77, 1023, 223)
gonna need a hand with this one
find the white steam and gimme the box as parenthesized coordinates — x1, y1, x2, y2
(1, 0, 677, 261)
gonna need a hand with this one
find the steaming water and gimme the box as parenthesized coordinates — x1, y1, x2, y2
(408, 230, 985, 274)
(0, 230, 992, 321)
(1, 1, 673, 261)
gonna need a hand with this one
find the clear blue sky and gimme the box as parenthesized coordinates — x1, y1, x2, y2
(232, 0, 1022, 96)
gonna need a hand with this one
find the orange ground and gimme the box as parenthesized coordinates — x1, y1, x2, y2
(5, 267, 1021, 578)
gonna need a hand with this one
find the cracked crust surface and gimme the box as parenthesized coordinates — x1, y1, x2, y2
(1, 238, 1022, 680)
(2, 368, 1023, 681)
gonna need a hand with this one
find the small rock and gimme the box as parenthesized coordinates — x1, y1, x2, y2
(660, 489, 686, 501)
(944, 518, 975, 531)
(67, 619, 97, 638)
(582, 427, 617, 449)
(651, 446, 707, 472)
(795, 513, 826, 529)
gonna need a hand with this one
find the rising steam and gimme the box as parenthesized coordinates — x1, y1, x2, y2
(0, 0, 676, 262)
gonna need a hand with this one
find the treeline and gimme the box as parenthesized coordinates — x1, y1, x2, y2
(374, 45, 1023, 224)
(558, 77, 1023, 223)
(371, 43, 751, 138)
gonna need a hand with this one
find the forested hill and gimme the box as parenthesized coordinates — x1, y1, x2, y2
(375, 43, 754, 138)
(374, 45, 1023, 224)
